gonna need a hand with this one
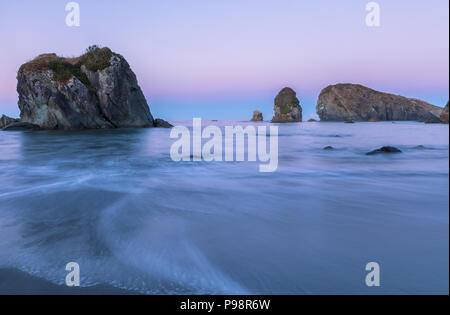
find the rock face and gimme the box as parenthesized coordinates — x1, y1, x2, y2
(440, 102, 449, 123)
(316, 84, 442, 122)
(251, 110, 263, 121)
(272, 88, 302, 122)
(16, 47, 156, 130)
(0, 115, 19, 129)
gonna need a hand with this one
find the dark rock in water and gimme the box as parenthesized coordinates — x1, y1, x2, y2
(251, 110, 263, 121)
(0, 115, 19, 129)
(16, 46, 158, 130)
(153, 118, 173, 128)
(316, 84, 442, 122)
(323, 146, 334, 150)
(307, 118, 317, 122)
(345, 120, 355, 124)
(414, 145, 426, 150)
(366, 146, 402, 155)
(3, 122, 41, 131)
(440, 102, 449, 123)
(272, 87, 302, 122)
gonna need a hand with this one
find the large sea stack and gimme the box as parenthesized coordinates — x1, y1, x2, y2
(15, 46, 168, 130)
(316, 84, 442, 122)
(272, 87, 302, 122)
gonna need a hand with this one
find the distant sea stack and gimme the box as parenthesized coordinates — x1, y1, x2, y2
(14, 46, 170, 130)
(316, 84, 442, 122)
(272, 88, 302, 122)
(251, 110, 263, 121)
(440, 102, 449, 123)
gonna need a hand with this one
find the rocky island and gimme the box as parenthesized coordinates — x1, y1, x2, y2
(2, 46, 171, 130)
(316, 83, 443, 122)
(272, 87, 302, 123)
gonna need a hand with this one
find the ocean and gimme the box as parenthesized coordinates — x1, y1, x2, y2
(0, 121, 448, 294)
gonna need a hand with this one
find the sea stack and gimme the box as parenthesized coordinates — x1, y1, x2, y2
(440, 102, 449, 123)
(316, 84, 442, 122)
(272, 87, 302, 122)
(251, 110, 263, 121)
(15, 46, 169, 130)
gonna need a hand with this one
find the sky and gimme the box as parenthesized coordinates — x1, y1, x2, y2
(0, 0, 448, 120)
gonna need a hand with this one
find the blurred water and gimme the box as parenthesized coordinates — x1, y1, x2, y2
(0, 121, 448, 294)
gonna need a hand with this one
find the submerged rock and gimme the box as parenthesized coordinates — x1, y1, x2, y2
(0, 115, 19, 129)
(366, 146, 402, 155)
(251, 110, 263, 121)
(440, 102, 449, 123)
(16, 46, 159, 130)
(323, 146, 334, 150)
(153, 118, 173, 128)
(272, 88, 302, 122)
(316, 84, 442, 122)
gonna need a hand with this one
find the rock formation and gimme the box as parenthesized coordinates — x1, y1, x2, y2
(15, 46, 168, 130)
(1, 114, 42, 131)
(153, 118, 173, 128)
(440, 102, 449, 123)
(316, 84, 442, 122)
(366, 146, 402, 155)
(272, 88, 302, 122)
(0, 115, 19, 129)
(251, 110, 263, 121)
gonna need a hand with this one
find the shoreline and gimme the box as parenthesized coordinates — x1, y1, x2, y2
(1, 119, 449, 131)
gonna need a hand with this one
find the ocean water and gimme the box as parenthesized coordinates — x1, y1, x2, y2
(0, 121, 448, 294)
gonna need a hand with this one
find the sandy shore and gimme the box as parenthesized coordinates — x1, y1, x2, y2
(0, 268, 135, 295)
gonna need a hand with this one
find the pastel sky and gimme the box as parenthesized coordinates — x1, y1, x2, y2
(0, 0, 448, 120)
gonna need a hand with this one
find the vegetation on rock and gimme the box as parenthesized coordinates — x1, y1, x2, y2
(19, 46, 118, 86)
